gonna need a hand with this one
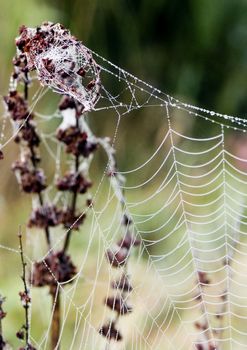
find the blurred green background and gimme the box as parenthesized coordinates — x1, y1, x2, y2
(1, 0, 247, 349)
(2, 0, 247, 115)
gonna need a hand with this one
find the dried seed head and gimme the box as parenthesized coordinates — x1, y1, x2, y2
(32, 251, 76, 288)
(111, 275, 133, 292)
(16, 329, 25, 340)
(198, 271, 210, 285)
(4, 91, 31, 120)
(28, 205, 62, 228)
(19, 291, 31, 307)
(106, 247, 129, 268)
(56, 172, 91, 194)
(117, 232, 141, 250)
(12, 161, 46, 193)
(60, 208, 86, 230)
(105, 296, 132, 315)
(15, 121, 40, 147)
(58, 96, 77, 111)
(99, 322, 122, 341)
(56, 127, 98, 157)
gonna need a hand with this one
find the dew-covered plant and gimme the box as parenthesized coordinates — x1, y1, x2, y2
(3, 22, 139, 349)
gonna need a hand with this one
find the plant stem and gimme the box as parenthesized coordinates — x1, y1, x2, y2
(63, 110, 80, 253)
(24, 72, 29, 101)
(51, 288, 60, 350)
(29, 145, 51, 248)
(24, 74, 54, 348)
(63, 153, 79, 252)
(18, 227, 29, 347)
(23, 78, 51, 249)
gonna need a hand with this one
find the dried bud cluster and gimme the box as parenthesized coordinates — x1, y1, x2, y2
(61, 208, 86, 230)
(105, 296, 132, 315)
(57, 127, 98, 157)
(19, 291, 31, 307)
(57, 97, 98, 157)
(32, 251, 76, 292)
(100, 216, 140, 343)
(99, 322, 122, 342)
(28, 205, 61, 228)
(194, 270, 218, 350)
(111, 275, 133, 292)
(12, 161, 46, 194)
(12, 51, 29, 81)
(56, 172, 92, 194)
(198, 271, 210, 285)
(106, 232, 140, 268)
(4, 91, 30, 121)
(28, 204, 85, 231)
(4, 74, 45, 198)
(15, 121, 40, 147)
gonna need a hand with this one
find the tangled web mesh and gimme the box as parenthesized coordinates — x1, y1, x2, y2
(15, 22, 101, 111)
(1, 22, 247, 350)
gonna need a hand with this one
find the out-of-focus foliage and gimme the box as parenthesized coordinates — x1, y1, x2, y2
(1, 0, 247, 116)
(43, 0, 247, 116)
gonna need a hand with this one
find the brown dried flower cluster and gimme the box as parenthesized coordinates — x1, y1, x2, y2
(56, 172, 92, 193)
(99, 322, 122, 342)
(4, 90, 30, 121)
(57, 127, 98, 157)
(12, 161, 46, 194)
(32, 251, 76, 292)
(194, 270, 219, 350)
(106, 232, 140, 268)
(100, 216, 140, 344)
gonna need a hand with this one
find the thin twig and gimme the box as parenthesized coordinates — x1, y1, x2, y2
(18, 227, 30, 348)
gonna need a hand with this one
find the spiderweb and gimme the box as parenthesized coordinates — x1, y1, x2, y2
(2, 28, 247, 350)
